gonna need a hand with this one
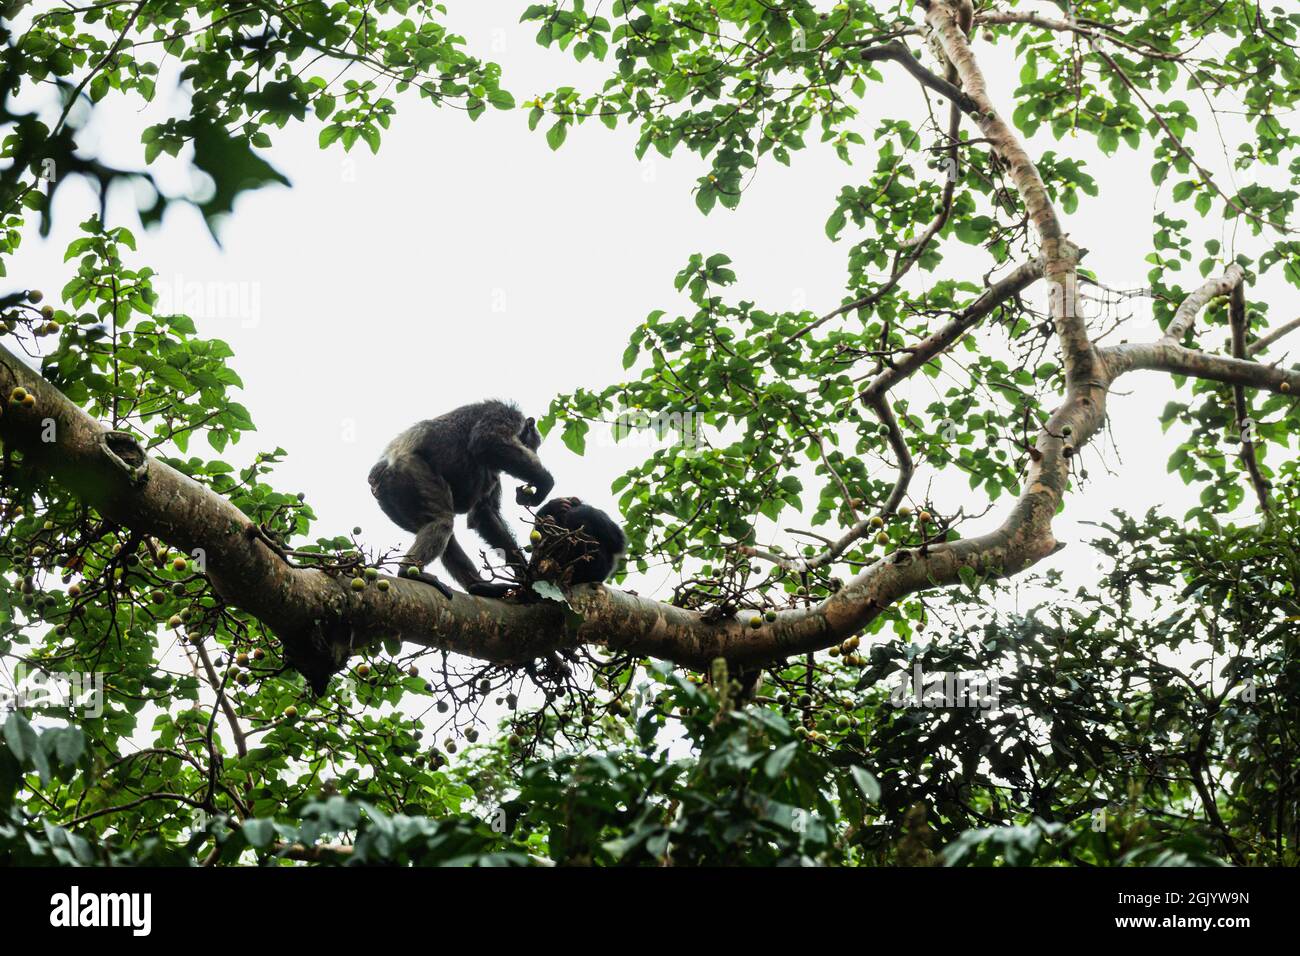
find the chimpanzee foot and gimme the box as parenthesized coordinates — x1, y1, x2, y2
(402, 567, 454, 599)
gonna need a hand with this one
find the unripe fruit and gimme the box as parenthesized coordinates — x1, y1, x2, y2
(9, 386, 27, 403)
(869, 515, 884, 529)
(40, 305, 53, 319)
(530, 529, 542, 543)
(919, 511, 932, 523)
(167, 615, 182, 628)
(235, 652, 249, 666)
(21, 394, 34, 408)
(750, 615, 762, 629)
(356, 663, 371, 677)
(350, 577, 365, 591)
(875, 531, 889, 545)
(1283, 381, 1292, 393)
(172, 557, 187, 572)
(283, 705, 298, 720)
(27, 289, 42, 304)
(377, 579, 390, 591)
(364, 567, 378, 580)
(252, 648, 265, 661)
(408, 665, 419, 678)
(67, 582, 81, 597)
(764, 609, 777, 622)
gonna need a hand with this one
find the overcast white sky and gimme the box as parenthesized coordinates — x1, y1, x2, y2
(4, 3, 1290, 613)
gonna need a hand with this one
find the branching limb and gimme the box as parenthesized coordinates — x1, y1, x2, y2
(1101, 341, 1300, 393)
(1160, 264, 1245, 344)
(1247, 315, 1300, 356)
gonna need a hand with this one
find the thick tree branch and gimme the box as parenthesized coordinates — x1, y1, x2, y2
(1160, 264, 1244, 344)
(1100, 341, 1300, 393)
(924, 1, 1062, 246)
(0, 332, 1086, 683)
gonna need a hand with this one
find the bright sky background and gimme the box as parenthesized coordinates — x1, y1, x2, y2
(4, 3, 1291, 647)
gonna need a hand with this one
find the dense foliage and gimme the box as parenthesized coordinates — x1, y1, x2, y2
(1, 1, 1297, 865)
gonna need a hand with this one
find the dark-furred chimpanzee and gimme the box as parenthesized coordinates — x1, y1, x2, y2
(528, 496, 625, 586)
(471, 496, 625, 597)
(368, 400, 553, 597)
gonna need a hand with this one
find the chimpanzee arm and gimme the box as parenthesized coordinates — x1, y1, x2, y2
(471, 427, 554, 505)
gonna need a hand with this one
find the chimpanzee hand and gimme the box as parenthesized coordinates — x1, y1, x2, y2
(516, 483, 546, 507)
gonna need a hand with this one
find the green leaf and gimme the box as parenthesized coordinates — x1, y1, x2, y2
(546, 121, 568, 150)
(849, 766, 880, 802)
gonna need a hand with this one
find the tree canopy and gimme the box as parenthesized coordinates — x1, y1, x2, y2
(0, 0, 1298, 867)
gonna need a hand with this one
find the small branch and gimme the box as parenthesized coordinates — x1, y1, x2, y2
(860, 258, 1044, 403)
(193, 641, 249, 758)
(857, 40, 979, 117)
(1247, 315, 1300, 356)
(869, 396, 915, 516)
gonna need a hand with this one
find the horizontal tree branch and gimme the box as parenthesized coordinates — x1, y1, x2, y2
(973, 10, 1186, 61)
(1100, 340, 1300, 392)
(0, 333, 1083, 687)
